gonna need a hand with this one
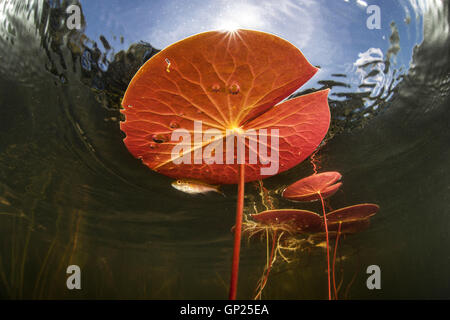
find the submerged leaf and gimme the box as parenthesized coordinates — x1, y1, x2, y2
(250, 209, 323, 233)
(250, 204, 379, 237)
(326, 203, 379, 224)
(315, 203, 379, 237)
(282, 171, 342, 202)
(121, 30, 330, 184)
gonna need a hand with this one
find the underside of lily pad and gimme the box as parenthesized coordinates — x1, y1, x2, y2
(120, 30, 330, 184)
(248, 203, 378, 237)
(326, 203, 379, 224)
(250, 209, 323, 233)
(282, 171, 342, 202)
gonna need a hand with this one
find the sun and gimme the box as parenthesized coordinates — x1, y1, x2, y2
(214, 2, 263, 34)
(218, 20, 241, 33)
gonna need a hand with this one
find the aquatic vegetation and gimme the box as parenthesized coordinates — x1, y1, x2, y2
(120, 29, 379, 300)
(120, 29, 330, 299)
(251, 209, 323, 234)
(282, 171, 342, 202)
(120, 30, 329, 184)
(282, 171, 343, 299)
(243, 173, 379, 299)
(246, 208, 322, 299)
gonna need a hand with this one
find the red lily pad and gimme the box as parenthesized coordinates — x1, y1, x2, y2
(326, 204, 379, 225)
(282, 172, 342, 202)
(250, 209, 323, 233)
(314, 203, 379, 236)
(120, 30, 330, 184)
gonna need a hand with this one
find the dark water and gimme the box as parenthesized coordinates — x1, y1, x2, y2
(0, 0, 449, 299)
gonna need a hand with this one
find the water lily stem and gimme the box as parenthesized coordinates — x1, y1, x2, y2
(333, 221, 342, 300)
(229, 162, 245, 300)
(319, 192, 331, 300)
(254, 230, 277, 300)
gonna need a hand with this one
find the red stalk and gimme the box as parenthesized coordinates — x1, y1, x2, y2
(332, 221, 342, 300)
(229, 162, 245, 300)
(318, 192, 331, 300)
(254, 230, 277, 300)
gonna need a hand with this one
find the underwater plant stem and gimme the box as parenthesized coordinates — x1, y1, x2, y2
(229, 162, 245, 300)
(255, 230, 277, 300)
(319, 192, 331, 300)
(332, 222, 342, 300)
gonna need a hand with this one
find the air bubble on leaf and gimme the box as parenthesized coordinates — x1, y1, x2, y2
(229, 82, 240, 94)
(211, 83, 220, 92)
(169, 121, 179, 129)
(152, 134, 168, 144)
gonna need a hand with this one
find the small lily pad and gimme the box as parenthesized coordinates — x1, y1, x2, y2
(250, 209, 323, 233)
(282, 172, 342, 202)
